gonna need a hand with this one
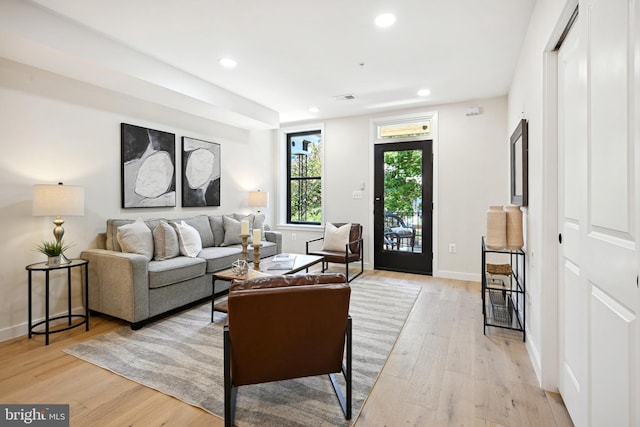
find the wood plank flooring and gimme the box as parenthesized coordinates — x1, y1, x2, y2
(0, 270, 574, 426)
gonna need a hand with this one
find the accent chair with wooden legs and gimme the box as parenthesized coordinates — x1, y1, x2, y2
(223, 273, 352, 427)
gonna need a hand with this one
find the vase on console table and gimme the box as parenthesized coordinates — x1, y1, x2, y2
(505, 205, 524, 250)
(486, 205, 506, 250)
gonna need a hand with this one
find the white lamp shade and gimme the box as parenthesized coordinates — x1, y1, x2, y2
(33, 184, 85, 216)
(248, 191, 269, 208)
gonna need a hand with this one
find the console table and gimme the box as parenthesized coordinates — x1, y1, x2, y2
(481, 237, 526, 341)
(26, 258, 89, 345)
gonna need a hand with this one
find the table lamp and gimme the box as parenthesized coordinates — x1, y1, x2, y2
(33, 182, 85, 264)
(248, 190, 269, 215)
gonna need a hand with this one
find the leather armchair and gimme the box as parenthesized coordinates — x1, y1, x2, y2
(223, 273, 352, 426)
(306, 223, 364, 282)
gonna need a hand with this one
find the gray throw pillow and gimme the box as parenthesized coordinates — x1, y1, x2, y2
(209, 215, 224, 246)
(253, 213, 266, 241)
(153, 220, 179, 260)
(221, 215, 243, 246)
(185, 215, 215, 248)
(116, 218, 153, 261)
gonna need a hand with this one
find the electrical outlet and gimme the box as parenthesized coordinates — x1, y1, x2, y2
(291, 233, 297, 241)
(448, 244, 456, 254)
(352, 190, 363, 199)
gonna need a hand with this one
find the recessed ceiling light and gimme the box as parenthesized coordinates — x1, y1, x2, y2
(417, 89, 431, 97)
(375, 13, 396, 28)
(309, 107, 320, 113)
(219, 58, 237, 68)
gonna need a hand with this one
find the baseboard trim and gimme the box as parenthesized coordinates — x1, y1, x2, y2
(0, 307, 87, 343)
(434, 270, 480, 282)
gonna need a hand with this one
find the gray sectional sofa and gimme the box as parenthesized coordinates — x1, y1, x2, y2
(80, 214, 282, 329)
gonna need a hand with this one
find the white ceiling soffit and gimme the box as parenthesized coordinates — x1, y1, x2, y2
(6, 0, 534, 125)
(0, 0, 279, 130)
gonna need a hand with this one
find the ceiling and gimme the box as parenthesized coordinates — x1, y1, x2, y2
(30, 0, 535, 124)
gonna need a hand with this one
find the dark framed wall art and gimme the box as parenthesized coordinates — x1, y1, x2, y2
(181, 136, 221, 207)
(121, 123, 176, 208)
(510, 118, 528, 206)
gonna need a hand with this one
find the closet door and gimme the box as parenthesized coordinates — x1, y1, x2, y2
(558, 1, 639, 425)
(557, 9, 588, 426)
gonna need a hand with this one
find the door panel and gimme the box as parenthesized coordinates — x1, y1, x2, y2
(587, 0, 637, 423)
(591, 286, 634, 426)
(373, 140, 432, 274)
(590, 0, 629, 232)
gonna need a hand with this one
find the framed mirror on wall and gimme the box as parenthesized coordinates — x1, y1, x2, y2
(510, 118, 528, 206)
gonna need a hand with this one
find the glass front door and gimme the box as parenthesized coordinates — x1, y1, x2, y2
(374, 140, 432, 274)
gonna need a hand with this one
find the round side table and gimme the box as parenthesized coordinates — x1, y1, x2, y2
(26, 258, 89, 345)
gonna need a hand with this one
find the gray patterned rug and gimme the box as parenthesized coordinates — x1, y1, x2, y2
(65, 276, 421, 426)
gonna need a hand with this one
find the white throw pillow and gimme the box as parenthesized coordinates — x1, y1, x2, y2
(321, 223, 352, 253)
(153, 220, 180, 260)
(173, 220, 202, 257)
(116, 218, 153, 261)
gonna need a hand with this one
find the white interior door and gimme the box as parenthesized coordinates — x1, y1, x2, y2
(557, 10, 588, 426)
(558, 1, 638, 425)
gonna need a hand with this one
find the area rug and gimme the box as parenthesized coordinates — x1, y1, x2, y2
(65, 276, 420, 426)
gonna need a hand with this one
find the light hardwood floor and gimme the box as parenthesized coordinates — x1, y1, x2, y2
(0, 270, 574, 426)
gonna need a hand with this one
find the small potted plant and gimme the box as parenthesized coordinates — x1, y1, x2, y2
(35, 240, 73, 266)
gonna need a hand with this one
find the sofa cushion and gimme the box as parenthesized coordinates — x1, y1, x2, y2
(203, 241, 277, 271)
(153, 220, 180, 261)
(148, 256, 206, 289)
(256, 241, 278, 258)
(173, 221, 202, 257)
(199, 246, 243, 273)
(116, 218, 153, 261)
(185, 215, 215, 248)
(322, 222, 352, 253)
(209, 215, 224, 246)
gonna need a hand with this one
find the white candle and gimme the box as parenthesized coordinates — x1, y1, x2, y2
(252, 228, 261, 243)
(240, 220, 249, 235)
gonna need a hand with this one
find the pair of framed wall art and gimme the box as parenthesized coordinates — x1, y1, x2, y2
(120, 123, 220, 208)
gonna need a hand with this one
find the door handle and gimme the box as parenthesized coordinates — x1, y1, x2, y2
(558, 233, 563, 244)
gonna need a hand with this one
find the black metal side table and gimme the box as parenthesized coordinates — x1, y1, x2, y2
(26, 258, 89, 345)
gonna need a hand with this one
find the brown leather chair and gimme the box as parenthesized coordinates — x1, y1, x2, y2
(306, 223, 364, 282)
(223, 273, 352, 426)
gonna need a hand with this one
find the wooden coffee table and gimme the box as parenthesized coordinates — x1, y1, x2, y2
(210, 254, 323, 320)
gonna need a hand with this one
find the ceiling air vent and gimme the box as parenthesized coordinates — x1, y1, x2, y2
(334, 94, 356, 101)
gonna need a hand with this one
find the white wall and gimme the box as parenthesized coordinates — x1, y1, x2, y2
(0, 59, 276, 341)
(507, 0, 575, 389)
(278, 96, 508, 281)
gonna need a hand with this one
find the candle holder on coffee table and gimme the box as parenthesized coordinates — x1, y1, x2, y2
(253, 243, 262, 270)
(240, 234, 249, 261)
